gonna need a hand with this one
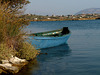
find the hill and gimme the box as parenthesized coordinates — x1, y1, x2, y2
(75, 8, 100, 15)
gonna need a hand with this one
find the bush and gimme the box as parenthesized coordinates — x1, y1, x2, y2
(0, 43, 17, 60)
(0, 1, 39, 61)
(17, 42, 40, 60)
(0, 2, 29, 46)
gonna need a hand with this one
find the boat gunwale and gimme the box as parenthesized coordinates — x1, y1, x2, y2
(33, 33, 71, 40)
(29, 28, 70, 37)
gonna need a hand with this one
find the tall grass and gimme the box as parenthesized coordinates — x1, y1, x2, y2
(0, 2, 39, 61)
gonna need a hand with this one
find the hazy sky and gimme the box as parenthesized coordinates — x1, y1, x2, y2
(25, 0, 100, 15)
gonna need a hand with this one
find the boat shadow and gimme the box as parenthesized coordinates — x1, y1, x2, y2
(38, 44, 71, 61)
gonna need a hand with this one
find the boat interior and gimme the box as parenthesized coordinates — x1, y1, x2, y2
(31, 27, 70, 37)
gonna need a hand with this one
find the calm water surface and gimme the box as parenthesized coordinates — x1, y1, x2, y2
(18, 20, 100, 75)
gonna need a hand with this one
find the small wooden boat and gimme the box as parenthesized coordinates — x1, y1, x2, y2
(28, 27, 71, 49)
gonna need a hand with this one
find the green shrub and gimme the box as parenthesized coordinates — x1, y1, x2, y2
(17, 42, 40, 60)
(0, 43, 17, 60)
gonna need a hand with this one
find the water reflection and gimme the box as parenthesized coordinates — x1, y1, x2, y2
(15, 44, 71, 75)
(38, 44, 71, 62)
(31, 44, 71, 75)
(15, 59, 40, 75)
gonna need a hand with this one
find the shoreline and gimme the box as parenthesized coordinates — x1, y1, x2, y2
(28, 17, 100, 22)
(0, 56, 39, 74)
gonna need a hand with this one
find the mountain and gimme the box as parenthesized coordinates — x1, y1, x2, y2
(75, 8, 100, 15)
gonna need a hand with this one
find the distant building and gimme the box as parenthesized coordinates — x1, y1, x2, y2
(34, 18, 38, 20)
(47, 18, 51, 19)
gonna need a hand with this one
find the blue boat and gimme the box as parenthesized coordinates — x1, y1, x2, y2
(28, 27, 71, 49)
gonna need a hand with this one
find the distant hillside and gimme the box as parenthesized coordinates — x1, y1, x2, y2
(75, 8, 100, 15)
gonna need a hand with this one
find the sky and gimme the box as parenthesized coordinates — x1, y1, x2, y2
(25, 0, 100, 15)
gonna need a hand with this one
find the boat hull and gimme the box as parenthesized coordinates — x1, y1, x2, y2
(28, 34, 70, 49)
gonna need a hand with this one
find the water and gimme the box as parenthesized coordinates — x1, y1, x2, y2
(18, 20, 100, 75)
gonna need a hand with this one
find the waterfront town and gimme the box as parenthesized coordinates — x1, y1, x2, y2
(21, 13, 100, 21)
